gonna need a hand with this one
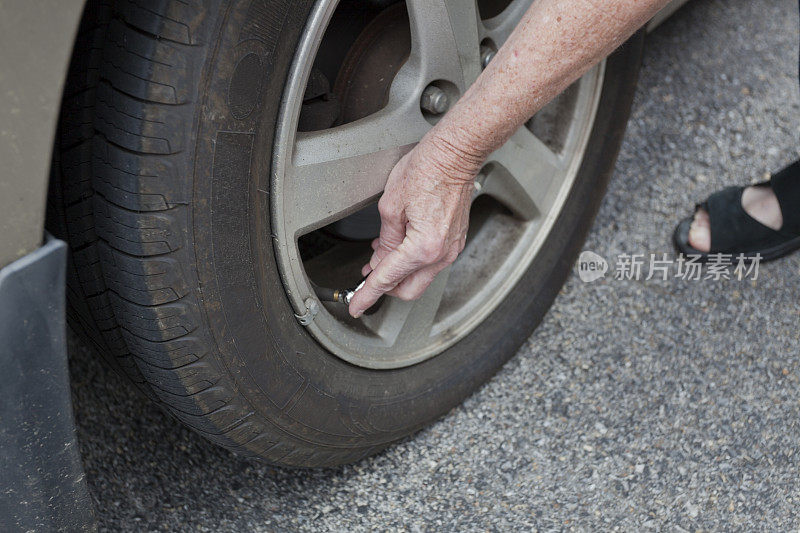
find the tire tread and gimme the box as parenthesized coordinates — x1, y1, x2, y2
(52, 0, 368, 465)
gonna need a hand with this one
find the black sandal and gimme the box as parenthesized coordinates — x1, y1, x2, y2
(673, 160, 800, 262)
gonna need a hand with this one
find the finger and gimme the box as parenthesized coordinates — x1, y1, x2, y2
(362, 238, 384, 278)
(349, 246, 422, 318)
(386, 262, 448, 300)
(362, 236, 390, 278)
(368, 222, 401, 273)
(376, 197, 406, 253)
(368, 233, 398, 272)
(369, 249, 383, 272)
(370, 191, 408, 275)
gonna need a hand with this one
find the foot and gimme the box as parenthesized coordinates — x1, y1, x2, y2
(688, 184, 783, 252)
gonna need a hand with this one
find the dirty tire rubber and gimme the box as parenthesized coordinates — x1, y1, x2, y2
(50, 0, 644, 467)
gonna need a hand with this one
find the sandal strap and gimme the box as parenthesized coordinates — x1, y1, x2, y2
(770, 160, 800, 235)
(704, 185, 789, 253)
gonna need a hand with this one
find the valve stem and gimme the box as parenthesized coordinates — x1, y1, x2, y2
(312, 278, 367, 306)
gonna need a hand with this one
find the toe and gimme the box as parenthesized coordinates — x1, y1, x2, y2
(693, 208, 710, 228)
(688, 208, 711, 252)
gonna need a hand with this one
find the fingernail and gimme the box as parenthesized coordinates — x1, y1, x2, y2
(353, 311, 363, 319)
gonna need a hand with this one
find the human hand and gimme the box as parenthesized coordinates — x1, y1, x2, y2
(348, 132, 484, 318)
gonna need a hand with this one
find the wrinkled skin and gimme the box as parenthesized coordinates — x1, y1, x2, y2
(349, 134, 481, 318)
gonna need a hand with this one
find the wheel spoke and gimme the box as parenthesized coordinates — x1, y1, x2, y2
(406, 0, 482, 88)
(481, 0, 531, 47)
(284, 103, 429, 237)
(376, 266, 451, 348)
(480, 126, 563, 220)
(273, 0, 608, 368)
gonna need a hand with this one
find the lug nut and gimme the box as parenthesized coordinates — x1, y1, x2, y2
(480, 45, 497, 69)
(420, 85, 450, 115)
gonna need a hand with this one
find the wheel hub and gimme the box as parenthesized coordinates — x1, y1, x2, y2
(334, 3, 411, 124)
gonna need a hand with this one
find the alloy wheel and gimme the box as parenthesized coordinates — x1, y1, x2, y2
(272, 0, 605, 369)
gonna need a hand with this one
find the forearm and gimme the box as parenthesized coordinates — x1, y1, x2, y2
(431, 0, 670, 167)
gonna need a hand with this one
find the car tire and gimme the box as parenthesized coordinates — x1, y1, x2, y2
(50, 0, 644, 467)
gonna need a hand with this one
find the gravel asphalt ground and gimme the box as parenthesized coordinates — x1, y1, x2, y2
(68, 0, 800, 530)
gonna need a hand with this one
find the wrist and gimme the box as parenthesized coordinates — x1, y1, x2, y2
(422, 123, 487, 183)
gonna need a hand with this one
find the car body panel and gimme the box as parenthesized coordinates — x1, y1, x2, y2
(0, 0, 85, 268)
(0, 235, 95, 531)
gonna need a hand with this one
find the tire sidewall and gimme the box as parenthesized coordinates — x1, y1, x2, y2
(190, 1, 644, 451)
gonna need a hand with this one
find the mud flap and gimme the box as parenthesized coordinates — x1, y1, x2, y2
(0, 235, 95, 531)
